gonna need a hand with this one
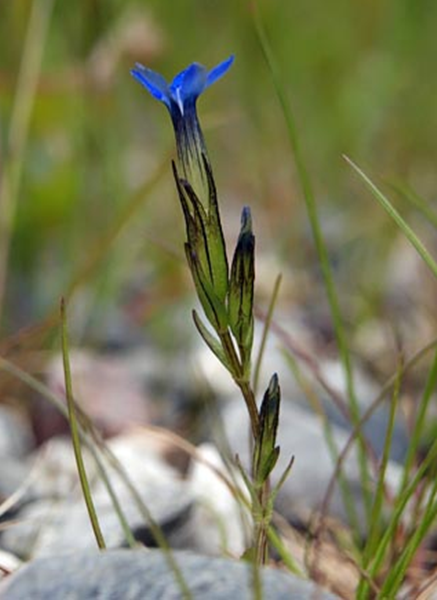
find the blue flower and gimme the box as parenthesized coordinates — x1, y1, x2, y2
(131, 56, 234, 200)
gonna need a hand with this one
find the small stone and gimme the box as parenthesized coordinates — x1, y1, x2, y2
(1, 433, 193, 559)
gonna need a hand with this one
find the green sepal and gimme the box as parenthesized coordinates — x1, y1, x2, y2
(174, 164, 213, 288)
(173, 160, 229, 305)
(228, 207, 255, 356)
(253, 374, 281, 486)
(185, 244, 228, 333)
(203, 154, 229, 303)
(192, 309, 230, 371)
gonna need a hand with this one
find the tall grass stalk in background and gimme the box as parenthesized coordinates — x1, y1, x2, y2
(131, 56, 293, 565)
(0, 0, 55, 322)
(251, 0, 372, 535)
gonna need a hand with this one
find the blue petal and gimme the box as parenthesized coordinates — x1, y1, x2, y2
(131, 64, 171, 107)
(206, 55, 234, 89)
(170, 63, 208, 107)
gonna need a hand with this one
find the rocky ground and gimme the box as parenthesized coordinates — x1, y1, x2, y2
(0, 314, 419, 598)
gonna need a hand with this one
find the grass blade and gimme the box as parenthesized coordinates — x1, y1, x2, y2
(344, 156, 437, 279)
(389, 182, 437, 230)
(253, 273, 282, 396)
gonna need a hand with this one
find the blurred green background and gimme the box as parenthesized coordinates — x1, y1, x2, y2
(1, 0, 436, 349)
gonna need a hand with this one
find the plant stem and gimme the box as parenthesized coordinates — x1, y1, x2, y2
(219, 329, 273, 564)
(254, 480, 270, 564)
(238, 380, 260, 439)
(220, 330, 260, 438)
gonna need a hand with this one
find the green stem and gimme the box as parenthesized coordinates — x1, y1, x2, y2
(220, 330, 260, 438)
(219, 330, 273, 565)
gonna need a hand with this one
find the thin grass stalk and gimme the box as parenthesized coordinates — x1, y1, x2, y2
(253, 273, 282, 396)
(252, 1, 372, 530)
(345, 157, 437, 279)
(60, 298, 106, 550)
(0, 0, 55, 319)
(389, 182, 437, 230)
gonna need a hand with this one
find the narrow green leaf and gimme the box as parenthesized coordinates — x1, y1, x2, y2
(192, 309, 230, 370)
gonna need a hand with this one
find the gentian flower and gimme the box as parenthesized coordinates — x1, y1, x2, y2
(131, 57, 234, 331)
(131, 56, 234, 202)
